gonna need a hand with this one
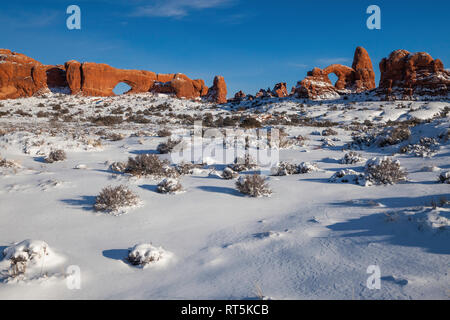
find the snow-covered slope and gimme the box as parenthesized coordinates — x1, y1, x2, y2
(0, 93, 448, 299)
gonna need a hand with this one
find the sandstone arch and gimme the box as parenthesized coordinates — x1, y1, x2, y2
(295, 46, 376, 99)
(0, 49, 228, 103)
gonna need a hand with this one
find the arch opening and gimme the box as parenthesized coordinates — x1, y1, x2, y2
(113, 82, 132, 95)
(327, 73, 339, 87)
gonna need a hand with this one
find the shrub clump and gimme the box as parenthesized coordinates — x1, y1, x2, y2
(157, 128, 172, 137)
(157, 178, 183, 194)
(222, 167, 239, 180)
(438, 171, 450, 184)
(329, 169, 366, 185)
(399, 137, 440, 157)
(175, 162, 203, 175)
(271, 161, 319, 176)
(228, 155, 258, 172)
(376, 126, 411, 147)
(235, 174, 272, 197)
(127, 244, 166, 267)
(340, 151, 366, 164)
(157, 138, 183, 154)
(322, 128, 338, 136)
(94, 185, 140, 214)
(44, 150, 67, 163)
(125, 154, 178, 178)
(109, 161, 127, 173)
(364, 157, 407, 185)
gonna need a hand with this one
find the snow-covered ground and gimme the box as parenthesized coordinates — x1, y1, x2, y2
(0, 92, 448, 299)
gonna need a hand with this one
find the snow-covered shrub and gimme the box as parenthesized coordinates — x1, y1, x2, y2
(109, 161, 127, 173)
(94, 185, 140, 213)
(376, 126, 411, 147)
(297, 162, 319, 173)
(222, 167, 239, 180)
(438, 171, 450, 184)
(364, 157, 407, 185)
(45, 150, 67, 163)
(106, 132, 125, 141)
(321, 137, 336, 147)
(399, 137, 440, 157)
(0, 157, 22, 175)
(157, 128, 172, 137)
(127, 244, 167, 267)
(229, 154, 257, 172)
(329, 169, 366, 185)
(175, 162, 203, 175)
(347, 133, 375, 150)
(340, 151, 366, 164)
(157, 178, 183, 194)
(126, 154, 178, 178)
(2, 240, 49, 278)
(236, 174, 272, 197)
(270, 161, 300, 176)
(322, 128, 338, 136)
(157, 138, 182, 154)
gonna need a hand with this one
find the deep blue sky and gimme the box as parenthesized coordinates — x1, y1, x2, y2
(2, 0, 449, 96)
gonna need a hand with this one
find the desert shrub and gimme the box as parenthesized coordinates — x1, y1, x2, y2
(222, 167, 239, 180)
(364, 157, 407, 185)
(44, 150, 67, 163)
(109, 161, 127, 173)
(175, 162, 203, 175)
(106, 132, 125, 141)
(322, 128, 338, 136)
(125, 154, 177, 178)
(297, 162, 319, 173)
(399, 137, 439, 157)
(157, 128, 172, 137)
(157, 138, 182, 154)
(229, 154, 257, 172)
(329, 169, 365, 185)
(127, 244, 166, 267)
(271, 161, 299, 176)
(3, 240, 49, 279)
(376, 126, 411, 147)
(438, 171, 450, 184)
(126, 114, 151, 124)
(157, 178, 183, 194)
(341, 151, 366, 164)
(0, 157, 21, 169)
(36, 111, 50, 118)
(240, 117, 262, 129)
(94, 185, 140, 213)
(92, 116, 123, 126)
(235, 174, 272, 197)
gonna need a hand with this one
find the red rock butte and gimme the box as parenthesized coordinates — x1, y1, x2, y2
(0, 49, 227, 104)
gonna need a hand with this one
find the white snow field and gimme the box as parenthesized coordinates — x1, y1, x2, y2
(0, 92, 449, 299)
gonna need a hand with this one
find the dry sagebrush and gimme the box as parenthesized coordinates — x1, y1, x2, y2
(364, 157, 407, 185)
(44, 150, 67, 163)
(94, 185, 140, 213)
(125, 154, 178, 178)
(236, 174, 272, 197)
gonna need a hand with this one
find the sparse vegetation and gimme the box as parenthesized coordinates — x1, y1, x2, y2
(157, 178, 183, 194)
(94, 185, 140, 213)
(364, 157, 407, 185)
(45, 150, 67, 163)
(125, 154, 178, 178)
(235, 174, 272, 197)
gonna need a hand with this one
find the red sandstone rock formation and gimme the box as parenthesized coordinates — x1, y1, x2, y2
(378, 49, 450, 98)
(272, 82, 288, 98)
(0, 49, 227, 103)
(206, 76, 227, 104)
(233, 90, 246, 101)
(295, 47, 376, 99)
